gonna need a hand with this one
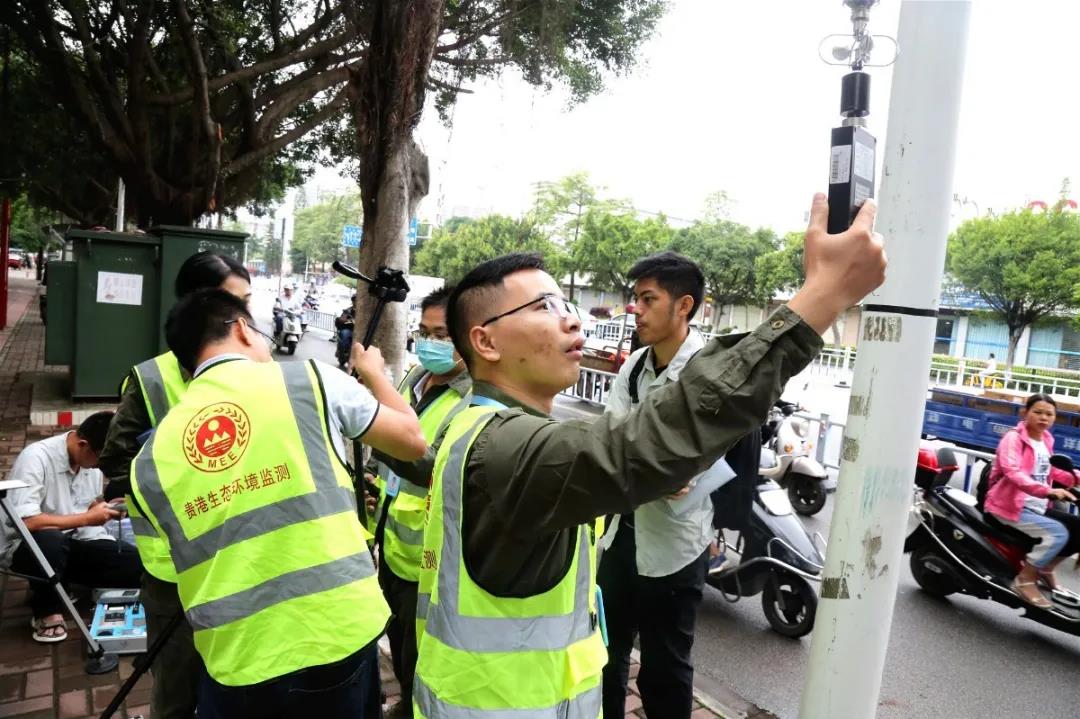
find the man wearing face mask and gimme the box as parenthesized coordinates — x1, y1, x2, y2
(370, 285, 472, 718)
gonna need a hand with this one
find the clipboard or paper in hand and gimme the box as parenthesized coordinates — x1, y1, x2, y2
(667, 457, 737, 516)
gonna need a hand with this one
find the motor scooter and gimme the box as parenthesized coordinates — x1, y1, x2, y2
(905, 448, 1080, 635)
(760, 401, 831, 516)
(707, 468, 826, 638)
(272, 307, 304, 356)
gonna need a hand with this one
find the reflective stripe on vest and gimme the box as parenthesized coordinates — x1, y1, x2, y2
(185, 551, 374, 632)
(376, 377, 471, 581)
(131, 360, 388, 685)
(129, 352, 188, 582)
(413, 677, 602, 719)
(128, 515, 157, 538)
(414, 407, 605, 716)
(423, 414, 594, 652)
(135, 363, 356, 575)
(133, 353, 186, 428)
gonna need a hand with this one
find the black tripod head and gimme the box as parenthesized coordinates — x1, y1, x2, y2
(332, 261, 410, 303)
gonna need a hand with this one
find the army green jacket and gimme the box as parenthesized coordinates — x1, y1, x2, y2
(458, 305, 823, 597)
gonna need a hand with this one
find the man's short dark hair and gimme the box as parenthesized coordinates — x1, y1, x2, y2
(447, 253, 546, 367)
(627, 251, 705, 318)
(421, 285, 455, 313)
(76, 411, 115, 453)
(166, 288, 254, 374)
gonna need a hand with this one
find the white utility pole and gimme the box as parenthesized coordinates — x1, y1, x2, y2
(800, 2, 972, 717)
(115, 178, 125, 232)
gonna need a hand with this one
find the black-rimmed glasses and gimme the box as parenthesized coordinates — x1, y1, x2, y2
(480, 293, 581, 327)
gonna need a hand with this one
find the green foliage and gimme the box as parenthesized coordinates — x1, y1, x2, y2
(5, 1, 665, 225)
(574, 211, 671, 300)
(426, 0, 668, 119)
(526, 173, 629, 293)
(292, 194, 362, 265)
(413, 216, 559, 284)
(701, 190, 735, 223)
(755, 231, 806, 296)
(8, 196, 61, 252)
(672, 220, 778, 326)
(948, 204, 1080, 364)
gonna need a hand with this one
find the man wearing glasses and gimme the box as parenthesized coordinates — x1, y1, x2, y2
(367, 285, 472, 718)
(130, 289, 425, 717)
(412, 195, 886, 716)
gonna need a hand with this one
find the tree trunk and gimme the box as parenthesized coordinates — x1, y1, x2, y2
(351, 0, 443, 383)
(355, 140, 429, 382)
(711, 301, 724, 332)
(568, 272, 576, 303)
(1005, 324, 1024, 369)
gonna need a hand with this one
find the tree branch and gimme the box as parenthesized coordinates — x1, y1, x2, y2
(14, 4, 133, 167)
(57, 0, 134, 145)
(434, 54, 512, 68)
(426, 77, 474, 95)
(147, 32, 356, 105)
(437, 7, 520, 54)
(254, 63, 356, 139)
(173, 0, 221, 206)
(286, 0, 346, 50)
(223, 90, 348, 178)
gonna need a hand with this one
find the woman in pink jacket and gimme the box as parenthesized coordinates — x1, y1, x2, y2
(985, 394, 1079, 608)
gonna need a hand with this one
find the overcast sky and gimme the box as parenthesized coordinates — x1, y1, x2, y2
(308, 0, 1080, 236)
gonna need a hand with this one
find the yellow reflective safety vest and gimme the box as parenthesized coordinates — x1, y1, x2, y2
(126, 352, 187, 582)
(373, 366, 469, 582)
(131, 359, 389, 686)
(413, 404, 606, 718)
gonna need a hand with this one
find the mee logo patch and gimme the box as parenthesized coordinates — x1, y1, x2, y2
(184, 403, 250, 472)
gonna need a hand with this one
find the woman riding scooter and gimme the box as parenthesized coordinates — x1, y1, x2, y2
(984, 393, 1079, 608)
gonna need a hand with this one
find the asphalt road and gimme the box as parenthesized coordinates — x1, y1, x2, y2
(261, 291, 1080, 718)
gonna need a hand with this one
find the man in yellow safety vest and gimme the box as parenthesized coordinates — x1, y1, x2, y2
(132, 288, 425, 718)
(413, 195, 886, 716)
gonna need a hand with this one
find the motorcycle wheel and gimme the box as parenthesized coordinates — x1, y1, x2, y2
(909, 547, 958, 598)
(761, 571, 817, 638)
(788, 473, 827, 516)
(286, 340, 298, 356)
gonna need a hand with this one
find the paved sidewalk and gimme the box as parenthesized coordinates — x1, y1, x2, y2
(0, 280, 757, 718)
(0, 274, 39, 359)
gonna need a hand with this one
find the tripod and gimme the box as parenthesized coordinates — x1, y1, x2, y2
(331, 262, 410, 529)
(0, 480, 118, 675)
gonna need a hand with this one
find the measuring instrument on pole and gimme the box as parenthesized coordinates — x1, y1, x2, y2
(819, 0, 898, 233)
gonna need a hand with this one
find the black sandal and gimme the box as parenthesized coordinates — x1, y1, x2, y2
(31, 618, 68, 644)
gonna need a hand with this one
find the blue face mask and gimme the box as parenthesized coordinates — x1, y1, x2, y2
(416, 338, 459, 375)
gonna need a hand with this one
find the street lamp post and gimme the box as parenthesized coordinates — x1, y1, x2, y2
(799, 2, 973, 716)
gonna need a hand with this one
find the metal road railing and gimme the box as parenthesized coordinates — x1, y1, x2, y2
(305, 310, 336, 333)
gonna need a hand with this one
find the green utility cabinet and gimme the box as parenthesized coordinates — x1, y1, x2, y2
(45, 226, 247, 399)
(153, 225, 246, 344)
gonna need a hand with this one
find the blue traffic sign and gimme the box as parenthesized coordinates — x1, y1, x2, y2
(407, 218, 419, 246)
(342, 224, 362, 248)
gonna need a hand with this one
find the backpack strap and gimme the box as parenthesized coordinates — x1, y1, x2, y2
(627, 350, 650, 406)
